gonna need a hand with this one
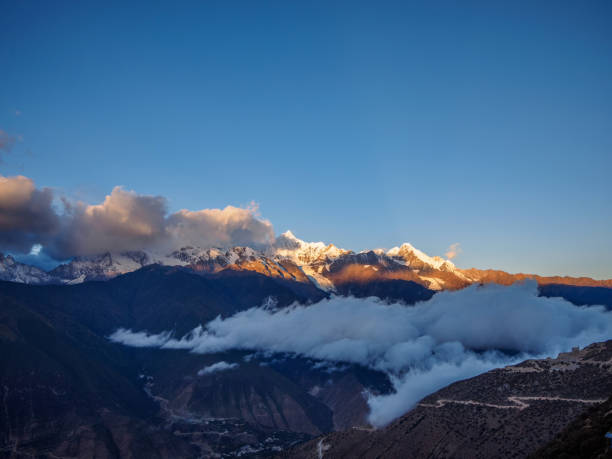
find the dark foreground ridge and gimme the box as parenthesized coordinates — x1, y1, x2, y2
(530, 395, 612, 459)
(0, 266, 390, 457)
(283, 341, 612, 459)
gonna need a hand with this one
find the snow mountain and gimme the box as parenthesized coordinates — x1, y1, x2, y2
(0, 253, 55, 284)
(1, 231, 610, 291)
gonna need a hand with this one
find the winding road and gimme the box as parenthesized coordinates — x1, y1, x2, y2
(418, 396, 606, 411)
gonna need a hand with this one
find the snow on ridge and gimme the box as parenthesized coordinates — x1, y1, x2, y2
(273, 230, 349, 265)
(0, 253, 54, 284)
(387, 242, 455, 271)
(1, 231, 462, 289)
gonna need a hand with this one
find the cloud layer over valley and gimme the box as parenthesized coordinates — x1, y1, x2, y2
(110, 281, 612, 426)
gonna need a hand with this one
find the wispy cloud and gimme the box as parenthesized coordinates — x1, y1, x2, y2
(197, 361, 239, 375)
(0, 129, 17, 161)
(445, 242, 461, 260)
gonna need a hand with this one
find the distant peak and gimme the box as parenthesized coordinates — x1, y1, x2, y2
(387, 243, 454, 270)
(274, 231, 304, 251)
(281, 230, 297, 239)
(386, 243, 415, 257)
(279, 230, 301, 242)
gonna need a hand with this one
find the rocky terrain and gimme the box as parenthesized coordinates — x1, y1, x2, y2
(285, 341, 612, 459)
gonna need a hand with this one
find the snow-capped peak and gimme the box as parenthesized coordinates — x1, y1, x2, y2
(273, 231, 349, 264)
(50, 251, 152, 282)
(0, 253, 56, 284)
(279, 230, 300, 243)
(387, 243, 455, 271)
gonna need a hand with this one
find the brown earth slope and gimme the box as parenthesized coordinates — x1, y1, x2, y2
(462, 268, 612, 289)
(284, 341, 612, 459)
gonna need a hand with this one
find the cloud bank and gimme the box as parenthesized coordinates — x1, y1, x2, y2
(48, 187, 168, 258)
(109, 281, 612, 426)
(0, 175, 274, 259)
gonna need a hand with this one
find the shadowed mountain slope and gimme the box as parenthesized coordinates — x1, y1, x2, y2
(284, 341, 612, 459)
(530, 394, 612, 459)
(0, 294, 197, 458)
(0, 265, 327, 337)
(0, 266, 392, 457)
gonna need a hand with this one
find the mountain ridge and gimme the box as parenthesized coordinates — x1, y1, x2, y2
(1, 232, 611, 293)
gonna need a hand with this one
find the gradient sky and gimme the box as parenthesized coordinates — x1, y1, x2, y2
(1, 0, 611, 278)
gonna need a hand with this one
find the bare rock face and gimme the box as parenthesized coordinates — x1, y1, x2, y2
(284, 341, 612, 459)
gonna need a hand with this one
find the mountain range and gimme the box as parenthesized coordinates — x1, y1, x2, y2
(1, 264, 611, 458)
(2, 231, 611, 294)
(1, 233, 611, 458)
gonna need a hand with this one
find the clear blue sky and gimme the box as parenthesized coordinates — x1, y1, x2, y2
(1, 0, 611, 278)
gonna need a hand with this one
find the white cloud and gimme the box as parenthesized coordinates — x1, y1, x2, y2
(108, 328, 173, 347)
(197, 361, 239, 375)
(109, 281, 612, 426)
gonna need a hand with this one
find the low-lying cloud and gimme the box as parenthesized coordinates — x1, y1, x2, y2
(197, 361, 239, 376)
(109, 281, 612, 426)
(0, 175, 274, 259)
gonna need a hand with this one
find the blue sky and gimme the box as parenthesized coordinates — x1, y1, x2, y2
(1, 0, 611, 278)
